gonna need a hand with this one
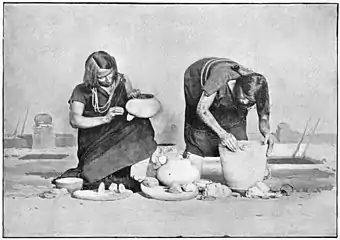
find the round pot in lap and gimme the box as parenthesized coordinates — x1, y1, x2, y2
(218, 141, 267, 191)
(125, 94, 161, 120)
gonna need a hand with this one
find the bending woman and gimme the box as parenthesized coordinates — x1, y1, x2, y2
(183, 57, 275, 176)
(52, 51, 157, 191)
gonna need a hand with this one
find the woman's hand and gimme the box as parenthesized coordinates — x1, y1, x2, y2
(263, 134, 275, 157)
(220, 132, 241, 152)
(128, 89, 141, 99)
(123, 75, 141, 99)
(104, 106, 125, 123)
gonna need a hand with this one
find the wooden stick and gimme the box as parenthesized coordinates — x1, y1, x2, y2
(20, 106, 30, 136)
(301, 118, 321, 158)
(292, 117, 312, 158)
(12, 116, 21, 137)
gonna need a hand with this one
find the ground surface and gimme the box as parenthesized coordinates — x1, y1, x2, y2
(3, 145, 337, 237)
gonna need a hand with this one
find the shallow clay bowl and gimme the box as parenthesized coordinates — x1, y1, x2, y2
(55, 178, 83, 193)
(140, 184, 198, 201)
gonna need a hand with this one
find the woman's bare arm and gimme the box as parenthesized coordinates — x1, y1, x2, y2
(256, 77, 271, 138)
(259, 115, 271, 138)
(69, 101, 117, 129)
(255, 76, 274, 155)
(196, 92, 226, 138)
(196, 92, 240, 151)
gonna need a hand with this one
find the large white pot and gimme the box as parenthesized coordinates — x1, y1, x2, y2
(219, 141, 267, 191)
(156, 159, 200, 187)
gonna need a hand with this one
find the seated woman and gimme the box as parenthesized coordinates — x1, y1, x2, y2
(52, 51, 158, 192)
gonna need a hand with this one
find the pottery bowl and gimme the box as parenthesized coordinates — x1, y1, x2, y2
(126, 94, 161, 118)
(55, 177, 83, 193)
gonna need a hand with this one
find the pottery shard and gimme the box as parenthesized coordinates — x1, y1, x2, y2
(206, 183, 232, 198)
(168, 183, 183, 194)
(181, 183, 197, 192)
(118, 184, 126, 193)
(142, 177, 160, 188)
(109, 183, 118, 192)
(98, 182, 105, 194)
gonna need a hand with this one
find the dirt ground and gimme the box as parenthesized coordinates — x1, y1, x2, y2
(3, 144, 337, 237)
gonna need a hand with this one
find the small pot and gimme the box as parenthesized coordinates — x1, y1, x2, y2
(55, 177, 83, 193)
(34, 113, 53, 126)
(146, 143, 180, 178)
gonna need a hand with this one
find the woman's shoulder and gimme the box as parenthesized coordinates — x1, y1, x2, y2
(72, 83, 92, 94)
(69, 83, 92, 104)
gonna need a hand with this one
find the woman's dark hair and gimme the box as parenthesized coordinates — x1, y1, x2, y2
(234, 73, 270, 116)
(83, 51, 118, 88)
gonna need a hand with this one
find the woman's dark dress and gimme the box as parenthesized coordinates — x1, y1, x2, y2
(184, 57, 255, 157)
(52, 75, 157, 191)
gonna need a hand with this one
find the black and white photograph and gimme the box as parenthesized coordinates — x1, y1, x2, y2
(2, 2, 338, 237)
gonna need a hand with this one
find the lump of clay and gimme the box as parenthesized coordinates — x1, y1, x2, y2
(127, 114, 135, 121)
(220, 185, 232, 198)
(109, 183, 118, 192)
(181, 183, 197, 192)
(158, 156, 167, 165)
(206, 183, 232, 198)
(280, 183, 294, 196)
(168, 183, 183, 194)
(194, 179, 213, 189)
(142, 177, 160, 188)
(118, 183, 126, 193)
(98, 182, 105, 194)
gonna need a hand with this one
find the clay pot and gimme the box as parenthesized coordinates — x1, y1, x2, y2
(219, 141, 267, 191)
(146, 143, 180, 178)
(34, 113, 52, 126)
(157, 158, 200, 187)
(148, 144, 200, 187)
(125, 94, 161, 119)
(55, 177, 83, 194)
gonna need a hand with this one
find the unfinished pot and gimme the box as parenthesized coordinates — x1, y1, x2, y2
(146, 143, 180, 178)
(125, 94, 161, 121)
(156, 158, 200, 187)
(218, 141, 267, 191)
